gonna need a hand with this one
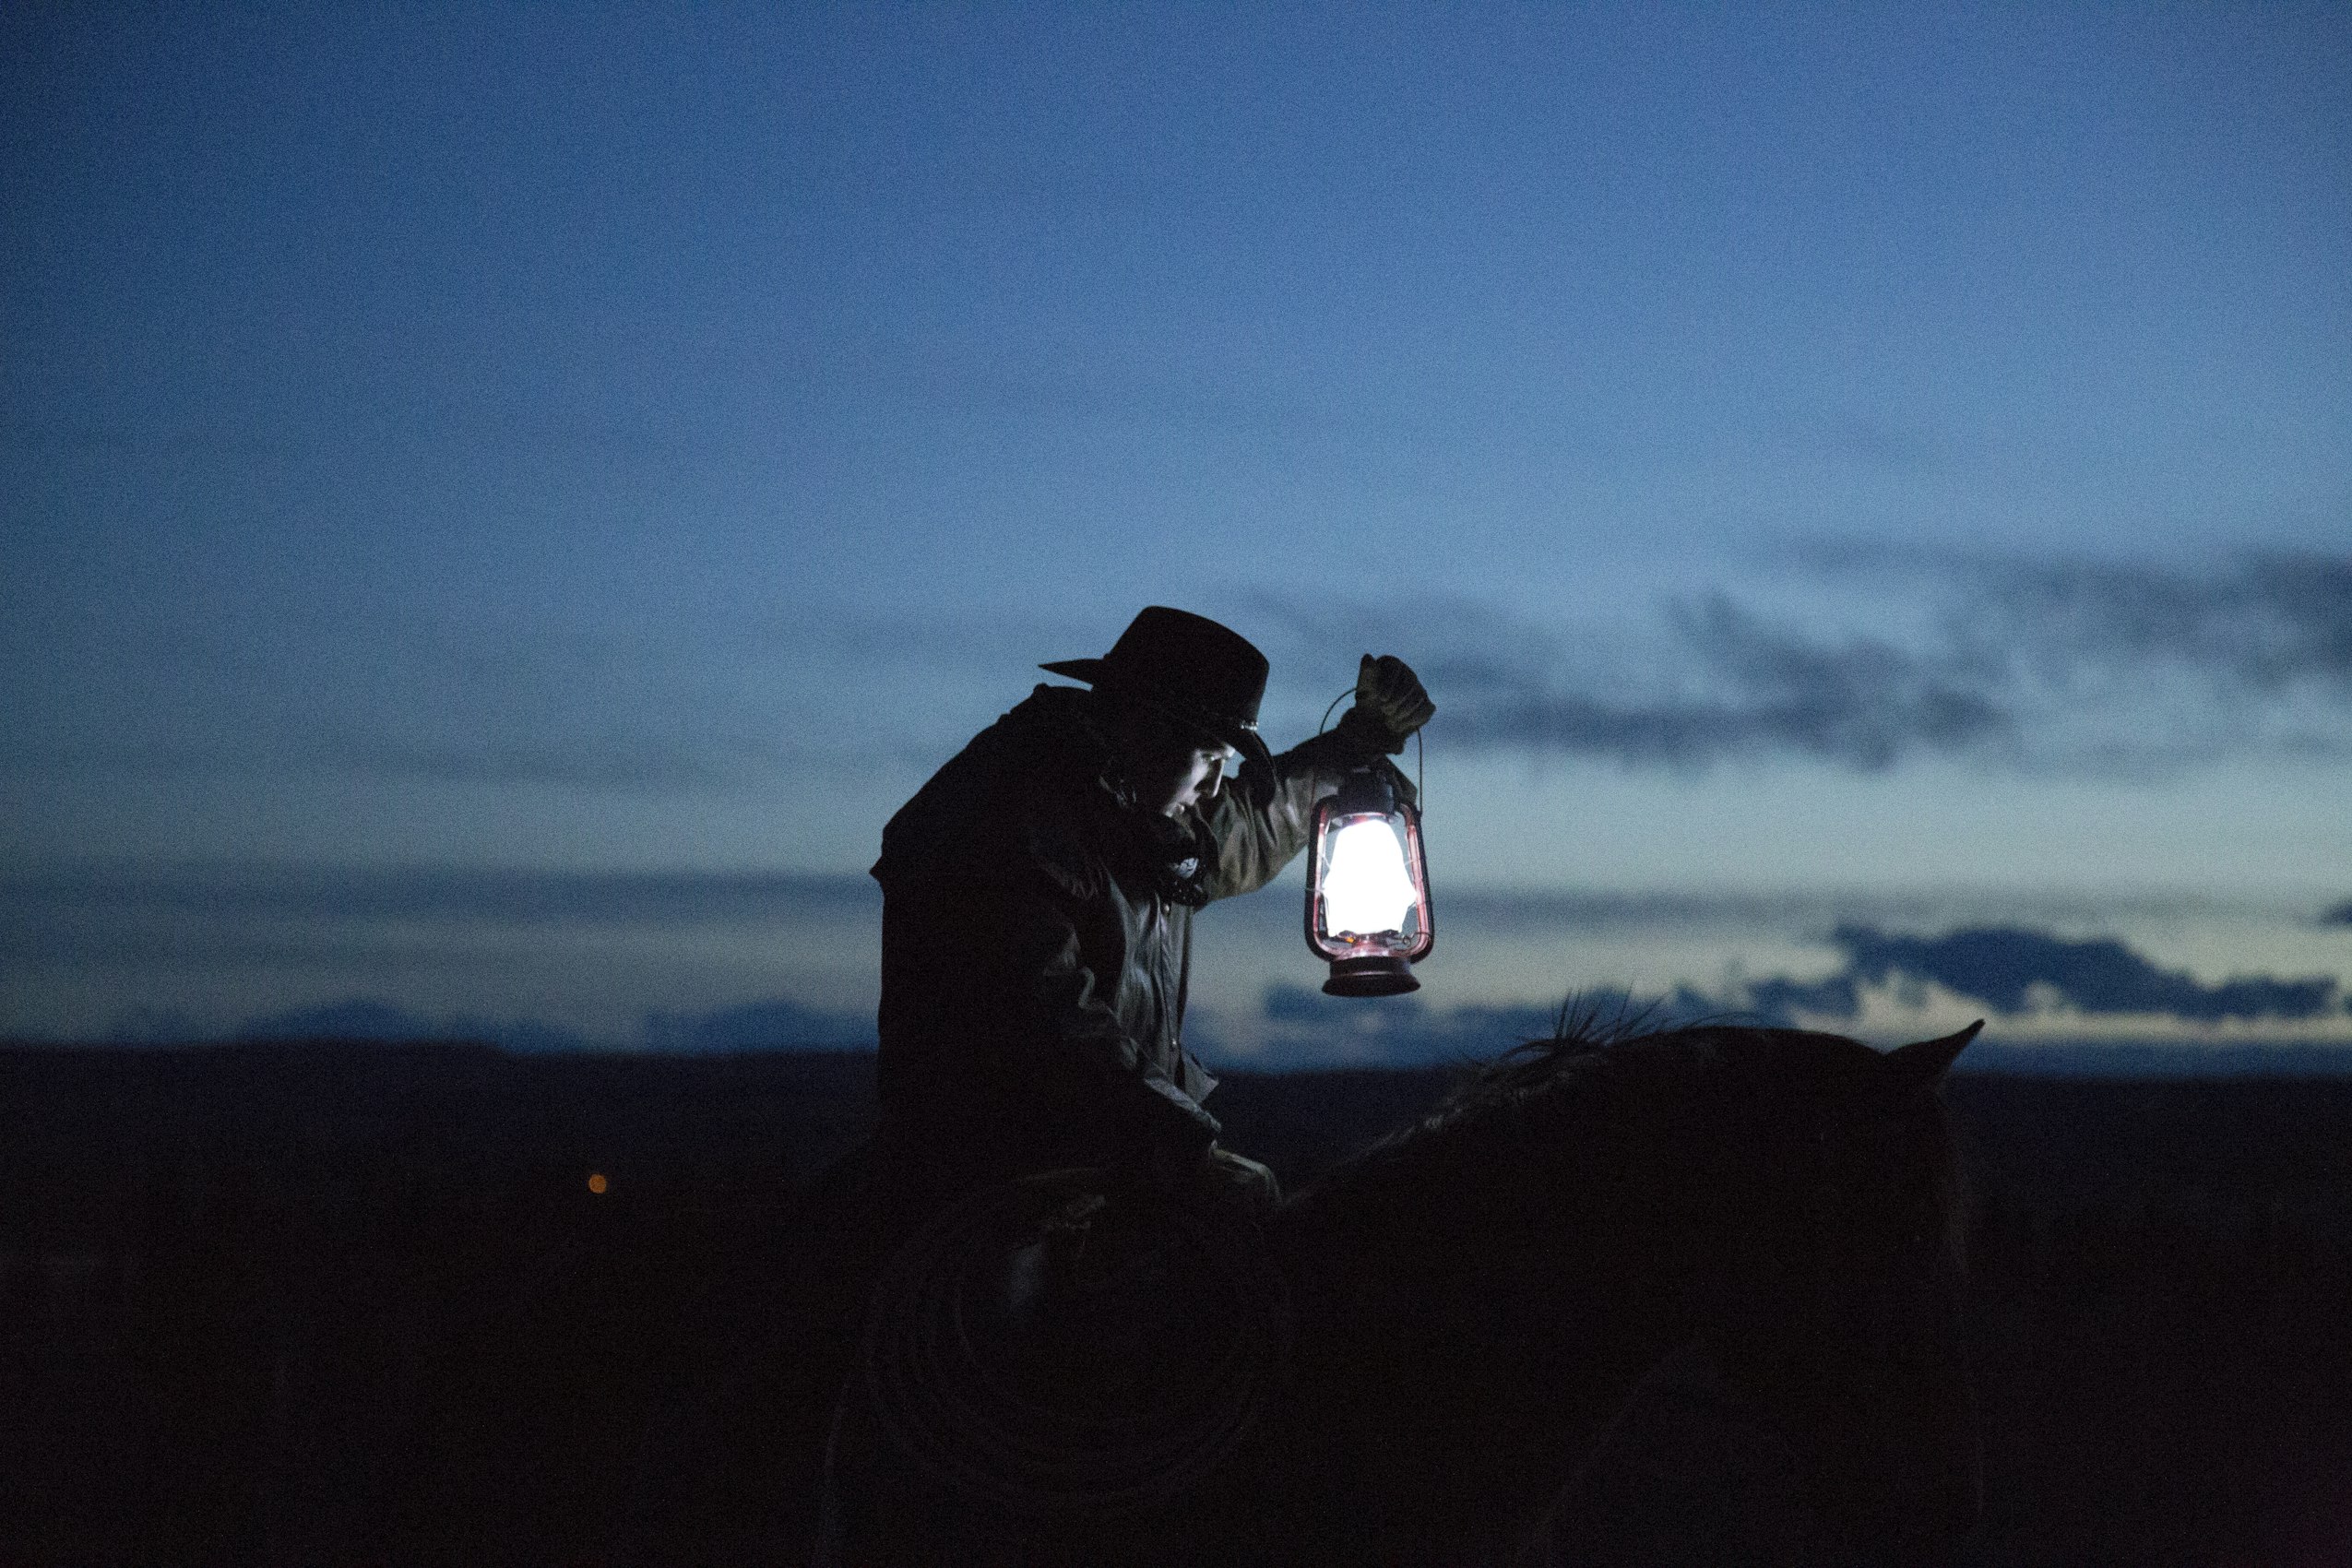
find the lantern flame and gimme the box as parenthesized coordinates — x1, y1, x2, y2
(1322, 815, 1419, 937)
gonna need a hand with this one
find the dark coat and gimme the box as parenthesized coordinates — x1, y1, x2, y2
(869, 684, 1361, 1194)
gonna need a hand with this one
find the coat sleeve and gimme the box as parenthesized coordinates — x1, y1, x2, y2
(882, 861, 1224, 1163)
(1195, 729, 1374, 900)
(1010, 873, 1225, 1157)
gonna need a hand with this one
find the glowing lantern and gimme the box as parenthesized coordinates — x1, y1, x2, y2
(1305, 764, 1432, 996)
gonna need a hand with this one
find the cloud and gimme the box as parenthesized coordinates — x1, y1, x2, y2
(0, 589, 885, 794)
(0, 734, 774, 793)
(1219, 924, 2352, 1074)
(5, 863, 878, 932)
(239, 999, 439, 1040)
(1436, 593, 2016, 771)
(1705, 924, 2344, 1028)
(305, 737, 755, 792)
(642, 998, 873, 1051)
(1947, 550, 2352, 696)
(232, 997, 594, 1052)
(118, 992, 876, 1053)
(1206, 983, 1679, 1070)
(39, 547, 2324, 792)
(1239, 549, 2352, 774)
(97, 991, 2352, 1079)
(2320, 900, 2352, 929)
(2, 864, 885, 985)
(3, 596, 1118, 791)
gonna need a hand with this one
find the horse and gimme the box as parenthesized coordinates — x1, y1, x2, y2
(815, 1016, 1982, 1565)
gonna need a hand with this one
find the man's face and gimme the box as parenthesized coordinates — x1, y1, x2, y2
(1130, 738, 1235, 818)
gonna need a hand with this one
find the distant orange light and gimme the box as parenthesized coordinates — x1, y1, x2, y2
(586, 1172, 609, 1194)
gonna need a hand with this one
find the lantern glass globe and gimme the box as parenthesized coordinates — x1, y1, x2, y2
(1302, 761, 1433, 996)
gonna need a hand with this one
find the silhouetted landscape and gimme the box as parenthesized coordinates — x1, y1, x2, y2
(6, 1041, 2350, 1564)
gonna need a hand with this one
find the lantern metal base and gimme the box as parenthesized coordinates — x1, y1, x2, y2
(1322, 956, 1420, 997)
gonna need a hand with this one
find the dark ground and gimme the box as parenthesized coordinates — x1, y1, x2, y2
(4, 1042, 2350, 1565)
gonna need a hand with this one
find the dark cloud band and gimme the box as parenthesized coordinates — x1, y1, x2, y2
(1715, 924, 2346, 1027)
(1241, 549, 2352, 774)
(2, 863, 878, 932)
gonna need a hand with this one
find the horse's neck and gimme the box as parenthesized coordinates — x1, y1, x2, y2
(1263, 1145, 1704, 1550)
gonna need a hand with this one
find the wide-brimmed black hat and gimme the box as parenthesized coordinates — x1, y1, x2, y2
(1041, 606, 1274, 775)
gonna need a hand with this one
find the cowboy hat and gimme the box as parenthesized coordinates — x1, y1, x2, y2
(1040, 606, 1275, 776)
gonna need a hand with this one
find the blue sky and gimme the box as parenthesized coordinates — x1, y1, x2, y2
(4, 5, 2347, 1056)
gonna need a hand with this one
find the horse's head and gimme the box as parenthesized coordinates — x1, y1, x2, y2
(1646, 1020, 1986, 1549)
(1665, 1021, 1976, 1336)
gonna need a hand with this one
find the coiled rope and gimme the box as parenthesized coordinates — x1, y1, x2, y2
(858, 1168, 1291, 1526)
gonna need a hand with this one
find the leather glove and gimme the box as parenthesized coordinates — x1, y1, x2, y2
(1333, 653, 1435, 757)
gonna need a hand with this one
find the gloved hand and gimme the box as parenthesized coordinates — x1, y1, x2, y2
(1200, 1143, 1281, 1214)
(1334, 653, 1435, 757)
(1139, 1139, 1279, 1217)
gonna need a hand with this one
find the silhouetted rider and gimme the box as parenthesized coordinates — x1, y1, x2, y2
(868, 605, 1433, 1220)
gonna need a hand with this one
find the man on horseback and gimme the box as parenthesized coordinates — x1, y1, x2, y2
(868, 605, 1433, 1224)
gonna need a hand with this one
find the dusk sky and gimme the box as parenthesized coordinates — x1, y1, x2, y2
(5, 5, 2348, 1061)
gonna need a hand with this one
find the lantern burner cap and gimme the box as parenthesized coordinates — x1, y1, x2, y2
(1322, 956, 1421, 997)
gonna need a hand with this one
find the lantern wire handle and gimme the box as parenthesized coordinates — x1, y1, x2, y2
(1315, 688, 1350, 736)
(1314, 685, 1427, 805)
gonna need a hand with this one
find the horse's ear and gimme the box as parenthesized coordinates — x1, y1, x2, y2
(1886, 1020, 1982, 1089)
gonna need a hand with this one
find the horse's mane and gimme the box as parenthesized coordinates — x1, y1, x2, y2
(1287, 999, 1964, 1277)
(1297, 997, 1737, 1200)
(1414, 994, 1699, 1128)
